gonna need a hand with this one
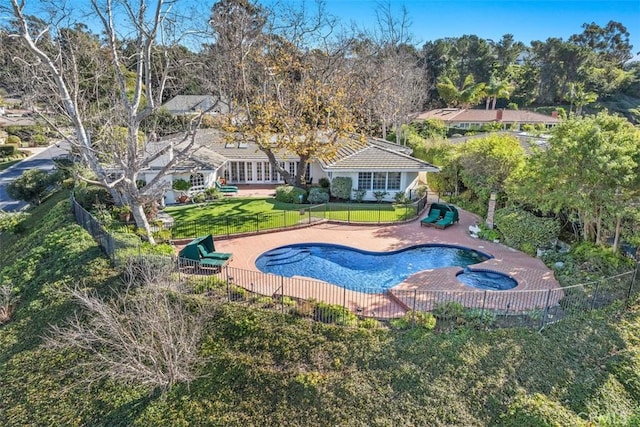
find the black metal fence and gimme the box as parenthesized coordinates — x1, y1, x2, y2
(158, 196, 430, 240)
(70, 194, 640, 331)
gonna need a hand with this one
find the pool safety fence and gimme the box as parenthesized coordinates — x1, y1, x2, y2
(70, 195, 640, 330)
(130, 255, 639, 331)
(107, 195, 432, 241)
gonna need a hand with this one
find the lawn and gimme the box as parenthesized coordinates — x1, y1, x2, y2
(163, 197, 419, 239)
(164, 197, 419, 237)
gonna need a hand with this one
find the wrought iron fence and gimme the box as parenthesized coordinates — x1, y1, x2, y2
(156, 196, 430, 240)
(71, 194, 640, 331)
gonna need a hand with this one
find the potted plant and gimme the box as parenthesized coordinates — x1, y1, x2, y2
(114, 205, 132, 222)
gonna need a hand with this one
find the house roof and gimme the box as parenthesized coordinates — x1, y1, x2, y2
(320, 144, 439, 172)
(157, 129, 439, 172)
(145, 137, 228, 172)
(414, 108, 559, 124)
(160, 95, 229, 115)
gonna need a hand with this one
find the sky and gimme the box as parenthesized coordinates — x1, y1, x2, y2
(318, 0, 640, 60)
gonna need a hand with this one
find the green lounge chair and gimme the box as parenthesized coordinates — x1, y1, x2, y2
(215, 181, 239, 193)
(434, 211, 456, 229)
(420, 208, 442, 227)
(179, 235, 233, 269)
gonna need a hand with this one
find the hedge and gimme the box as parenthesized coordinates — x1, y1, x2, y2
(275, 185, 307, 203)
(494, 206, 560, 255)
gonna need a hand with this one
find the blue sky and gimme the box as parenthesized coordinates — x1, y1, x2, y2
(319, 0, 640, 59)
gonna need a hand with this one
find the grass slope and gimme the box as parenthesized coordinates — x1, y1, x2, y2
(1, 193, 640, 426)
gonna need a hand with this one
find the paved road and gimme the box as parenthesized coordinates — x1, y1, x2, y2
(0, 143, 71, 212)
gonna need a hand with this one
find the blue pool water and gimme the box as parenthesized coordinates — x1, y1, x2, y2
(255, 243, 495, 292)
(456, 269, 517, 291)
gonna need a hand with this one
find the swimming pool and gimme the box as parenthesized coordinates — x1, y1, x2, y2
(255, 243, 497, 292)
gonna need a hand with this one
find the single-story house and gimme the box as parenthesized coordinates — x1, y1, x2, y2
(139, 129, 439, 204)
(160, 95, 230, 116)
(414, 108, 560, 130)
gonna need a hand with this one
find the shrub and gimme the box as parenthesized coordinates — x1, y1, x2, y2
(0, 144, 17, 156)
(393, 192, 408, 204)
(359, 317, 380, 329)
(314, 301, 358, 326)
(373, 190, 388, 202)
(462, 308, 496, 329)
(391, 310, 436, 330)
(172, 179, 191, 191)
(318, 177, 330, 188)
(352, 189, 366, 202)
(307, 187, 329, 204)
(433, 301, 465, 320)
(0, 210, 29, 234)
(494, 206, 560, 253)
(7, 135, 21, 145)
(275, 185, 307, 203)
(74, 185, 114, 211)
(191, 192, 206, 203)
(330, 177, 352, 200)
(204, 187, 220, 200)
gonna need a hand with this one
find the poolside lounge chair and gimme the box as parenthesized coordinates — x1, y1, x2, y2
(434, 211, 456, 229)
(178, 235, 233, 270)
(215, 181, 239, 194)
(420, 208, 442, 226)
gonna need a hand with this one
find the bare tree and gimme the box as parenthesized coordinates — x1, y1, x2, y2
(3, 0, 208, 242)
(45, 276, 212, 393)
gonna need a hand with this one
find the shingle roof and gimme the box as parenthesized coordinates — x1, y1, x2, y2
(157, 129, 439, 172)
(322, 145, 439, 172)
(414, 108, 559, 124)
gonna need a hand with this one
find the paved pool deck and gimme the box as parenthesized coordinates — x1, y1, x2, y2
(206, 191, 561, 314)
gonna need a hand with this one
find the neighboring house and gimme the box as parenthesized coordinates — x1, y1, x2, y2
(414, 108, 560, 131)
(0, 108, 36, 128)
(139, 129, 439, 203)
(160, 95, 230, 116)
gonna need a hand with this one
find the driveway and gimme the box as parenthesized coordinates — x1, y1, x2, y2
(0, 142, 70, 212)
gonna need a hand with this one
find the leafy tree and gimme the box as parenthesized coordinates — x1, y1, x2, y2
(436, 74, 485, 108)
(457, 133, 525, 202)
(210, 1, 360, 187)
(569, 21, 633, 66)
(507, 112, 640, 246)
(564, 82, 598, 116)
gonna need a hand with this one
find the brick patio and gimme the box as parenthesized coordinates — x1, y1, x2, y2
(206, 200, 562, 316)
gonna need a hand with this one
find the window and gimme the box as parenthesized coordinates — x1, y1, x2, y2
(358, 172, 372, 190)
(372, 172, 386, 190)
(190, 173, 204, 188)
(358, 171, 401, 191)
(387, 172, 401, 190)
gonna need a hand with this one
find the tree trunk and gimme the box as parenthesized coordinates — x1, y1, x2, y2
(131, 202, 155, 245)
(612, 215, 622, 253)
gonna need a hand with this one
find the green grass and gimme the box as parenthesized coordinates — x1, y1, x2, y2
(2, 192, 640, 426)
(164, 197, 418, 238)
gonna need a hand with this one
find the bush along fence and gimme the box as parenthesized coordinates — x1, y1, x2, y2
(71, 194, 640, 331)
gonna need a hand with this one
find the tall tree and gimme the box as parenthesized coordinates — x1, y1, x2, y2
(507, 112, 640, 244)
(4, 0, 205, 243)
(209, 0, 359, 186)
(569, 21, 633, 66)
